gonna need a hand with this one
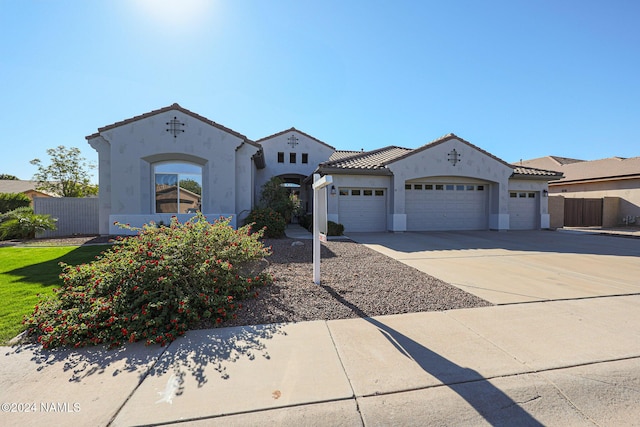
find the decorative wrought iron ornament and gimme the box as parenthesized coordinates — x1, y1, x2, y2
(448, 148, 461, 166)
(166, 117, 185, 138)
(287, 134, 299, 148)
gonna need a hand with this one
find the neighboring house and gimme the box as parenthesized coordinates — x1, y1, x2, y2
(0, 179, 54, 203)
(87, 104, 561, 235)
(519, 156, 640, 227)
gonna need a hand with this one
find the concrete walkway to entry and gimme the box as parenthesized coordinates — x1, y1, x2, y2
(348, 230, 640, 304)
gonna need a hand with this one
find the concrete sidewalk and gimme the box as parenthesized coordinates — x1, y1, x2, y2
(2, 294, 639, 426)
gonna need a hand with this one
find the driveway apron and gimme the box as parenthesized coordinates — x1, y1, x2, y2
(347, 230, 640, 304)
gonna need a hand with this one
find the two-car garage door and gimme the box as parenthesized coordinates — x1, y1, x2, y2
(406, 183, 488, 231)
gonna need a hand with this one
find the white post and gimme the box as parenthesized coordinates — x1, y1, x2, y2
(312, 173, 332, 285)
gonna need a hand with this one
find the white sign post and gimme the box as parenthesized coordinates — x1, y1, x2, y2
(312, 173, 332, 285)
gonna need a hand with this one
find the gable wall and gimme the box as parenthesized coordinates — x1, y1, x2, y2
(91, 109, 260, 234)
(256, 131, 334, 196)
(387, 138, 513, 230)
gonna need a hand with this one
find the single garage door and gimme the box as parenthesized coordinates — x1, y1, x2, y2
(406, 183, 488, 231)
(509, 191, 538, 230)
(338, 188, 387, 232)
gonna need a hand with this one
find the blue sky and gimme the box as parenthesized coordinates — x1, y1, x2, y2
(2, 0, 640, 181)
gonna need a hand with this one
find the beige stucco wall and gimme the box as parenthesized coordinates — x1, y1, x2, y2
(548, 195, 565, 229)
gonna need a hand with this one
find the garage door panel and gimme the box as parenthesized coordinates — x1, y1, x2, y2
(509, 192, 538, 230)
(406, 184, 488, 231)
(338, 188, 387, 232)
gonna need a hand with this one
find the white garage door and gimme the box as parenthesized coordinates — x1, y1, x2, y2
(406, 183, 488, 231)
(338, 188, 387, 232)
(509, 191, 538, 230)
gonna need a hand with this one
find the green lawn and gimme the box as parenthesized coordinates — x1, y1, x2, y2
(0, 245, 108, 345)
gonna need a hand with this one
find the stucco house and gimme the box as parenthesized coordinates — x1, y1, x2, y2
(87, 103, 561, 235)
(0, 180, 54, 203)
(519, 156, 640, 227)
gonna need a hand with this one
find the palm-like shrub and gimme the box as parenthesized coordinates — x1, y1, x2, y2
(0, 207, 57, 240)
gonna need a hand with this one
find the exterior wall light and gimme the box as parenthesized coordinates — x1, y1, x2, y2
(543, 189, 548, 197)
(330, 185, 336, 195)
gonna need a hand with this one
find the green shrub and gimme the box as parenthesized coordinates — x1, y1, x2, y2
(298, 215, 344, 236)
(327, 221, 345, 236)
(245, 208, 286, 238)
(299, 214, 313, 231)
(259, 177, 297, 222)
(23, 213, 272, 349)
(0, 207, 57, 240)
(0, 193, 31, 213)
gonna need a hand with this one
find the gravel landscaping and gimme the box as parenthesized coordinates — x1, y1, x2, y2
(222, 237, 493, 327)
(14, 235, 493, 328)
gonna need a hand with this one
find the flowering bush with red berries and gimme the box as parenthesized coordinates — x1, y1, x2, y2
(23, 213, 272, 349)
(245, 207, 286, 238)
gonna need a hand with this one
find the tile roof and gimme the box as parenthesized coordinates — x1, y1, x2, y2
(0, 180, 55, 196)
(518, 156, 640, 183)
(511, 167, 564, 178)
(319, 146, 412, 173)
(255, 127, 335, 150)
(86, 103, 259, 147)
(318, 134, 562, 180)
(553, 156, 640, 183)
(517, 156, 584, 171)
(329, 150, 364, 162)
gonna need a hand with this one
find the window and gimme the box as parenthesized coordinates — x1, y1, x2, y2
(528, 193, 536, 198)
(425, 184, 433, 190)
(339, 189, 349, 196)
(519, 192, 527, 198)
(477, 185, 484, 191)
(510, 192, 518, 198)
(363, 189, 373, 196)
(446, 184, 454, 191)
(351, 189, 361, 196)
(414, 184, 423, 190)
(277, 152, 284, 163)
(375, 189, 384, 196)
(154, 162, 202, 214)
(405, 184, 412, 190)
(456, 185, 465, 191)
(290, 153, 296, 163)
(466, 185, 474, 191)
(302, 153, 308, 164)
(436, 184, 444, 190)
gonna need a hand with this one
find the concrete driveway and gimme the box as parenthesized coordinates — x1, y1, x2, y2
(348, 230, 640, 304)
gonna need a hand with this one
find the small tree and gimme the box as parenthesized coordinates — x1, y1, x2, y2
(30, 146, 98, 197)
(0, 174, 18, 180)
(179, 178, 202, 195)
(259, 177, 296, 222)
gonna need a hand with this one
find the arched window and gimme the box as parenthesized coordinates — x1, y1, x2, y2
(154, 162, 202, 213)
